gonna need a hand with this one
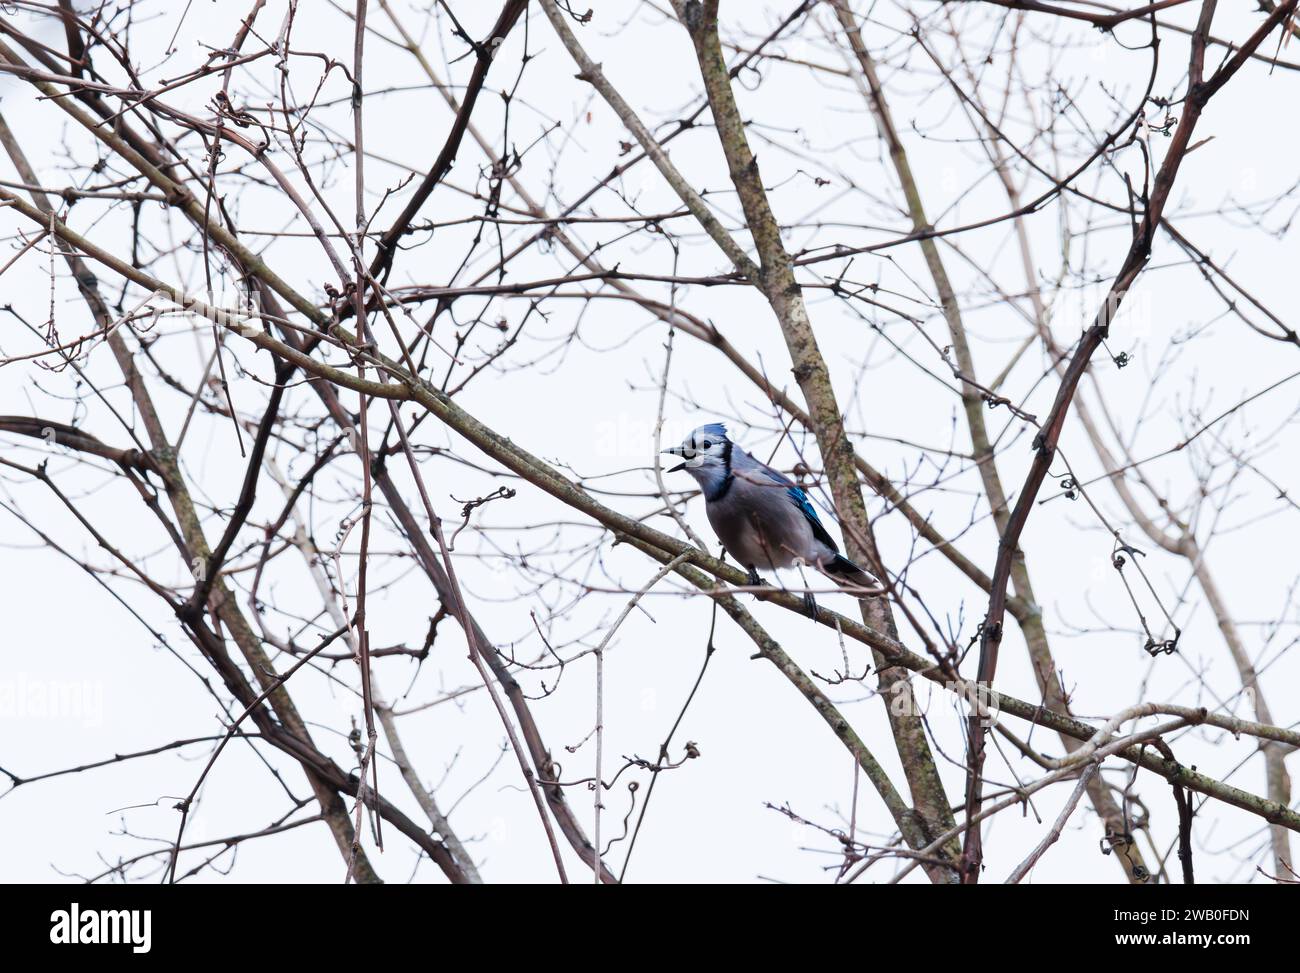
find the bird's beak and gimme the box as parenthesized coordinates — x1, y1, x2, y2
(661, 446, 687, 473)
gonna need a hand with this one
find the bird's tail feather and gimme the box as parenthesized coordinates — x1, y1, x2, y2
(824, 554, 880, 595)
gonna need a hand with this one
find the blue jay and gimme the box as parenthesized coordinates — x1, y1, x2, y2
(663, 423, 878, 619)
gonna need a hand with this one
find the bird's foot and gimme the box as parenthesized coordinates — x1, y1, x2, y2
(745, 567, 768, 588)
(803, 591, 819, 623)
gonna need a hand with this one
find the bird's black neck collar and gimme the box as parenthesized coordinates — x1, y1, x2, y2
(704, 440, 734, 502)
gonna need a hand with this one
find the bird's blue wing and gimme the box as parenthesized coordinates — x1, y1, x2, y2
(787, 485, 839, 553)
(759, 466, 839, 553)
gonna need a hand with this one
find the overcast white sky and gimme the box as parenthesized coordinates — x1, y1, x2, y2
(1, 1, 1298, 883)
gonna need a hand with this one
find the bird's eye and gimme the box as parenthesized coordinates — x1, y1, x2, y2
(701, 440, 712, 449)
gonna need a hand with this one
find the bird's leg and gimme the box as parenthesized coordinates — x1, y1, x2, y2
(745, 565, 766, 588)
(795, 561, 817, 623)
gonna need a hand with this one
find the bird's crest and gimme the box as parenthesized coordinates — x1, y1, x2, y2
(695, 422, 728, 441)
